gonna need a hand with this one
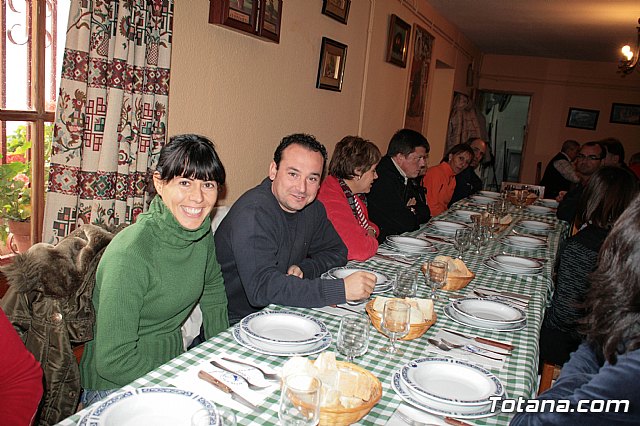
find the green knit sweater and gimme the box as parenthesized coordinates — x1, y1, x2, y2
(80, 197, 228, 390)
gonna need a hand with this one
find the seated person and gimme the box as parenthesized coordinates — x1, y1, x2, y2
(317, 136, 382, 261)
(214, 134, 376, 324)
(450, 137, 487, 205)
(539, 139, 580, 199)
(630, 152, 640, 179)
(540, 166, 639, 367)
(423, 143, 474, 216)
(0, 307, 43, 425)
(512, 193, 640, 425)
(80, 134, 229, 405)
(368, 129, 431, 241)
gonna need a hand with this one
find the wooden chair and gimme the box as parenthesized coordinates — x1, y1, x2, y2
(538, 361, 561, 395)
(535, 161, 542, 184)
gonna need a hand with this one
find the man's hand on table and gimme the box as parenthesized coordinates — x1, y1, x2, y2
(344, 271, 376, 301)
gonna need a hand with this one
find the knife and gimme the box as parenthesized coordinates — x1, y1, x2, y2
(475, 287, 530, 303)
(420, 234, 454, 245)
(198, 370, 258, 411)
(442, 328, 514, 351)
(373, 253, 414, 265)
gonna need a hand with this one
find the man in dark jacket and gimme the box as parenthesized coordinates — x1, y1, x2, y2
(539, 139, 580, 199)
(368, 128, 431, 241)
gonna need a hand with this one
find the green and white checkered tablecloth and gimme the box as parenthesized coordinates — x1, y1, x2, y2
(57, 201, 567, 425)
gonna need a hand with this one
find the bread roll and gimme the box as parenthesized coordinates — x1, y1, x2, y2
(432, 255, 471, 277)
(372, 296, 433, 323)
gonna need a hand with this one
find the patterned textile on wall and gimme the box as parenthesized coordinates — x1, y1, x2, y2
(445, 93, 488, 152)
(43, 0, 174, 244)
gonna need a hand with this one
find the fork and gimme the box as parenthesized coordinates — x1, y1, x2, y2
(220, 357, 280, 381)
(439, 338, 510, 356)
(439, 339, 503, 361)
(210, 359, 271, 390)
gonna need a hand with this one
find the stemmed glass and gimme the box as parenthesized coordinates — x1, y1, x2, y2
(471, 226, 488, 253)
(393, 270, 418, 298)
(426, 260, 448, 300)
(278, 375, 322, 426)
(336, 314, 370, 363)
(454, 228, 471, 259)
(486, 214, 500, 239)
(380, 299, 411, 355)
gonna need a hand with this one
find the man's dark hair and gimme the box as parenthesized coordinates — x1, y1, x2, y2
(387, 129, 430, 157)
(273, 133, 328, 170)
(581, 141, 606, 159)
(156, 134, 226, 184)
(600, 137, 625, 164)
(561, 139, 579, 153)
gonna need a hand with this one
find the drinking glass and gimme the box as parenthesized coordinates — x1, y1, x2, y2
(426, 260, 448, 300)
(336, 314, 370, 363)
(496, 199, 509, 220)
(380, 299, 411, 355)
(471, 226, 488, 253)
(454, 228, 471, 259)
(278, 375, 321, 426)
(486, 214, 500, 239)
(192, 407, 236, 426)
(393, 270, 418, 298)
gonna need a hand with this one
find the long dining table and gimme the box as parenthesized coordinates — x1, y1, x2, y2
(57, 197, 568, 426)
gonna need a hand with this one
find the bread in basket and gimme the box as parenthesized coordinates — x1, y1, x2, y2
(365, 297, 436, 340)
(422, 256, 475, 291)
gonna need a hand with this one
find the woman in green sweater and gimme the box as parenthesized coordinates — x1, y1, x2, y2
(79, 134, 229, 406)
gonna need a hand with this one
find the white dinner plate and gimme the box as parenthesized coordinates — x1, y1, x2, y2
(391, 370, 500, 418)
(526, 205, 554, 215)
(400, 358, 504, 405)
(469, 195, 496, 205)
(233, 324, 332, 356)
(501, 235, 546, 249)
(538, 198, 559, 208)
(81, 388, 218, 426)
(478, 190, 501, 199)
(430, 220, 469, 232)
(451, 298, 526, 324)
(453, 210, 482, 222)
(327, 267, 391, 285)
(386, 235, 433, 249)
(483, 259, 542, 276)
(491, 254, 543, 270)
(443, 304, 526, 332)
(240, 311, 328, 345)
(517, 220, 553, 231)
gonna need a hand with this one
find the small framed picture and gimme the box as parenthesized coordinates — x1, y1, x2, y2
(566, 107, 599, 130)
(316, 37, 347, 92)
(321, 0, 351, 24)
(386, 14, 411, 68)
(258, 0, 282, 42)
(610, 103, 640, 125)
(209, 0, 259, 35)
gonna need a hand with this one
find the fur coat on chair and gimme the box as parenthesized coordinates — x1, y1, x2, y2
(0, 224, 116, 425)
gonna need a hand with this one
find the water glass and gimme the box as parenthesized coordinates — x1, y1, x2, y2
(454, 228, 471, 259)
(336, 314, 370, 363)
(380, 299, 411, 355)
(486, 214, 500, 238)
(393, 270, 419, 298)
(426, 260, 448, 300)
(278, 375, 321, 426)
(472, 226, 488, 253)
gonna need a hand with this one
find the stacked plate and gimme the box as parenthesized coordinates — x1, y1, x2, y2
(484, 254, 544, 276)
(478, 190, 501, 199)
(469, 195, 496, 205)
(233, 311, 331, 356)
(453, 209, 481, 223)
(392, 358, 506, 419)
(426, 220, 469, 235)
(526, 205, 554, 215)
(538, 198, 559, 208)
(500, 234, 546, 251)
(327, 266, 393, 295)
(515, 219, 554, 235)
(79, 387, 218, 426)
(443, 298, 527, 331)
(385, 235, 436, 253)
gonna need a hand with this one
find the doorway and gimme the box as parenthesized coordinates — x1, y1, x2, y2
(478, 91, 531, 191)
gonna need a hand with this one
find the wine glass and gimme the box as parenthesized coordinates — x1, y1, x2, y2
(336, 314, 370, 363)
(426, 260, 448, 300)
(278, 375, 321, 426)
(380, 299, 411, 355)
(454, 228, 471, 259)
(393, 270, 418, 298)
(486, 214, 500, 239)
(471, 226, 488, 253)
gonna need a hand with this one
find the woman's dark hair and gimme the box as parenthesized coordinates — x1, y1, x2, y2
(441, 143, 474, 163)
(156, 134, 226, 184)
(328, 136, 382, 180)
(575, 166, 639, 229)
(580, 194, 640, 364)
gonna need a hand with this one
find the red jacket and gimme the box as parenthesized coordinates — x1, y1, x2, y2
(317, 175, 379, 261)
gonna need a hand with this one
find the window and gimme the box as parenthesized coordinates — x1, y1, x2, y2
(1, 0, 69, 254)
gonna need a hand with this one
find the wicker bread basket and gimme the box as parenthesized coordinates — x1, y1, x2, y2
(420, 263, 475, 291)
(365, 299, 436, 340)
(316, 361, 382, 425)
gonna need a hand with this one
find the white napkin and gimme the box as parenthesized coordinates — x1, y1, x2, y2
(312, 303, 366, 316)
(385, 404, 450, 426)
(169, 354, 278, 413)
(426, 330, 506, 371)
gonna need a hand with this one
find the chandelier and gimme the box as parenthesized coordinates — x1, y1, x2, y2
(619, 18, 640, 75)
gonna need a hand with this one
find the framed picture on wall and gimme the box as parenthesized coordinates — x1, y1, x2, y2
(386, 14, 411, 68)
(322, 0, 351, 24)
(610, 103, 640, 125)
(209, 0, 259, 35)
(316, 37, 348, 92)
(258, 0, 282, 42)
(566, 107, 599, 130)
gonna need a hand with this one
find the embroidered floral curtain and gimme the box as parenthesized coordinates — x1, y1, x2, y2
(43, 0, 173, 243)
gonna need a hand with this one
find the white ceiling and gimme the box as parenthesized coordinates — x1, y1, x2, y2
(425, 0, 640, 62)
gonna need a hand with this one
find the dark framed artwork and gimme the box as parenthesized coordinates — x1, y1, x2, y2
(386, 14, 411, 68)
(258, 0, 282, 42)
(610, 103, 640, 125)
(321, 0, 351, 24)
(404, 24, 434, 132)
(566, 107, 599, 130)
(316, 37, 348, 92)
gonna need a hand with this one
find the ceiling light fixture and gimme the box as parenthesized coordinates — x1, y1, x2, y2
(619, 18, 640, 75)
